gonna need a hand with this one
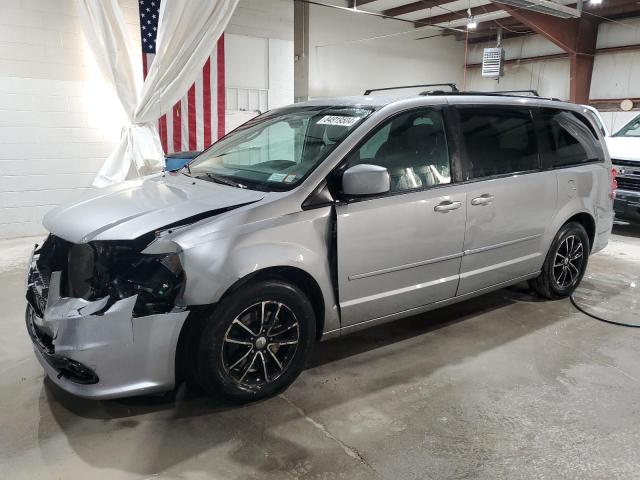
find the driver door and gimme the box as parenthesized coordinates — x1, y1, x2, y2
(336, 108, 467, 327)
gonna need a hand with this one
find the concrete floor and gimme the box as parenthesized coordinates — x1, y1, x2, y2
(2, 227, 640, 480)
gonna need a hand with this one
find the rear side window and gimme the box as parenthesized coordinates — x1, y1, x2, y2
(458, 107, 539, 180)
(539, 109, 604, 167)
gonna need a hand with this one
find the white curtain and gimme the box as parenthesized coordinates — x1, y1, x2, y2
(76, 0, 239, 187)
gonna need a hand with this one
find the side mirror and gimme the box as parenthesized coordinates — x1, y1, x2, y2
(342, 164, 390, 197)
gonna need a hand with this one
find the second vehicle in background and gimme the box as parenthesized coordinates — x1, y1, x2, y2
(606, 114, 640, 224)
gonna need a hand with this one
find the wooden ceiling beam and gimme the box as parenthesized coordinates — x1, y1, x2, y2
(414, 0, 640, 29)
(462, 29, 532, 44)
(452, 19, 530, 39)
(348, 0, 378, 7)
(585, 0, 640, 20)
(472, 17, 524, 31)
(414, 3, 501, 27)
(383, 0, 453, 17)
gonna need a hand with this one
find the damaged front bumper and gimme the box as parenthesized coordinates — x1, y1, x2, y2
(26, 245, 188, 400)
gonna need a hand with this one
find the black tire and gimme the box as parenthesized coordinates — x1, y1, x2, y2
(529, 221, 590, 300)
(196, 279, 315, 402)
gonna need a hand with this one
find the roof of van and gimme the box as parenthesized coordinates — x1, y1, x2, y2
(291, 94, 584, 111)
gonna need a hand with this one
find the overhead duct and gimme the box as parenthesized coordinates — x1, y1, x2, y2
(495, 0, 582, 18)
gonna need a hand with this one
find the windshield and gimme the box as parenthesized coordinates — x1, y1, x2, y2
(614, 114, 640, 137)
(189, 105, 373, 190)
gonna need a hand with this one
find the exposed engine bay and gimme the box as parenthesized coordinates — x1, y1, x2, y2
(25, 233, 190, 397)
(29, 234, 185, 318)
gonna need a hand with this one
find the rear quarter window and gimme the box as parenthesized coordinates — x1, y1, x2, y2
(539, 109, 604, 168)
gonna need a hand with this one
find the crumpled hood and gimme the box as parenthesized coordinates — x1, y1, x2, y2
(605, 137, 640, 162)
(43, 174, 265, 243)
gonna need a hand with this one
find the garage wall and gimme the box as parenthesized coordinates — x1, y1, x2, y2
(225, 0, 294, 131)
(306, 3, 465, 98)
(0, 0, 294, 240)
(0, 0, 139, 240)
(466, 17, 640, 133)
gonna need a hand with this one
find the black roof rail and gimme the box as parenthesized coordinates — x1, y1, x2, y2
(364, 83, 459, 95)
(489, 89, 540, 96)
(423, 90, 561, 102)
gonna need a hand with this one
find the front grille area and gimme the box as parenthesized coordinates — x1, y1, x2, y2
(613, 159, 640, 168)
(617, 177, 640, 192)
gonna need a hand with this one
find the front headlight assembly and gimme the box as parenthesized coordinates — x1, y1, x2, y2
(67, 239, 186, 317)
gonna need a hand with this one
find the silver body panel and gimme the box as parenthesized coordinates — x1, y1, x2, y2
(26, 259, 188, 399)
(458, 171, 557, 295)
(336, 184, 467, 325)
(28, 94, 614, 399)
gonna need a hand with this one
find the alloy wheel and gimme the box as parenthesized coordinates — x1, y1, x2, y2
(553, 234, 584, 289)
(221, 301, 299, 388)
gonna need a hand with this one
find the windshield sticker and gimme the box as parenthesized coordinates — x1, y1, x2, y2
(283, 174, 297, 183)
(317, 115, 360, 127)
(268, 173, 288, 182)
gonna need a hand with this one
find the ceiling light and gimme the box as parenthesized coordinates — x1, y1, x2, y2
(590, 0, 602, 4)
(466, 7, 477, 30)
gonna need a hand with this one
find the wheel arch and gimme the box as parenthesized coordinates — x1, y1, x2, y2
(222, 266, 326, 341)
(564, 211, 596, 252)
(174, 266, 327, 388)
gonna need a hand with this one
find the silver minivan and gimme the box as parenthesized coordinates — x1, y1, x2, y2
(26, 91, 615, 402)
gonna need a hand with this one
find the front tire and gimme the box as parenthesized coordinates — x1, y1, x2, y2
(529, 221, 589, 300)
(196, 279, 315, 402)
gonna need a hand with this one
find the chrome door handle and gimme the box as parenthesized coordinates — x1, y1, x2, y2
(434, 200, 462, 212)
(471, 194, 495, 206)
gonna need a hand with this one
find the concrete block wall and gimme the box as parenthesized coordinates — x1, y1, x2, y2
(0, 0, 140, 239)
(0, 0, 294, 240)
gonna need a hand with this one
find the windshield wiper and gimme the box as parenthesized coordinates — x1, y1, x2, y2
(200, 172, 247, 189)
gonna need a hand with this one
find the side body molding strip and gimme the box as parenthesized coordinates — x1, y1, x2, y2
(348, 234, 542, 281)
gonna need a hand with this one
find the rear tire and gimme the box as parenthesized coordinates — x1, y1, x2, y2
(529, 221, 590, 300)
(196, 279, 315, 403)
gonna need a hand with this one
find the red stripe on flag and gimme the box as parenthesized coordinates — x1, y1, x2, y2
(142, 53, 148, 79)
(172, 102, 181, 153)
(217, 35, 225, 139)
(188, 84, 197, 150)
(203, 58, 212, 147)
(159, 114, 168, 153)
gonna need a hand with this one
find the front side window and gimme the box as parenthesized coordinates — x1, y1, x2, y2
(458, 107, 539, 180)
(614, 114, 640, 137)
(189, 106, 373, 190)
(345, 109, 451, 193)
(540, 109, 603, 167)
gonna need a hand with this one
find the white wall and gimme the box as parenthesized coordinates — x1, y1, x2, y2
(0, 0, 140, 239)
(0, 0, 294, 239)
(465, 17, 640, 133)
(225, 0, 294, 115)
(306, 3, 465, 98)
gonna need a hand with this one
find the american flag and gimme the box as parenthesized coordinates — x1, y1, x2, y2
(139, 0, 225, 154)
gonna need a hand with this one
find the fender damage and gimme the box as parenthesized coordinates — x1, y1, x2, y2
(26, 234, 190, 399)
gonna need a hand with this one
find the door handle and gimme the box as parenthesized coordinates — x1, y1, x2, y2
(434, 200, 462, 212)
(471, 194, 495, 206)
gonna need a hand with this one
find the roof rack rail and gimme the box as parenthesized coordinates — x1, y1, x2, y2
(491, 89, 540, 96)
(364, 83, 459, 95)
(423, 90, 560, 101)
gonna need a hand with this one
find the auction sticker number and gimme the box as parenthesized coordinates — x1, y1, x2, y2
(317, 115, 359, 127)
